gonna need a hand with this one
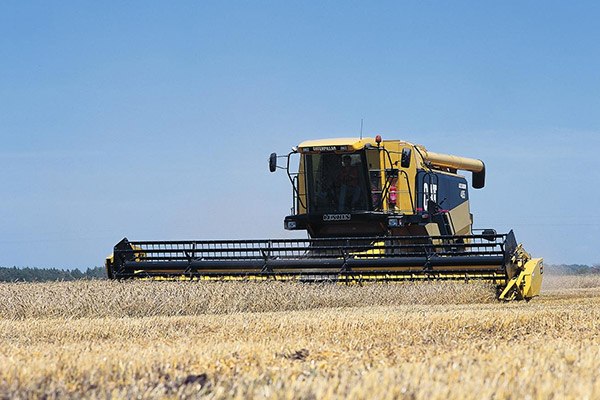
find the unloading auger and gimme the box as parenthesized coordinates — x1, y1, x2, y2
(106, 136, 543, 301)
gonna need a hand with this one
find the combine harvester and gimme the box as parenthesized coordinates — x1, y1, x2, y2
(106, 136, 543, 301)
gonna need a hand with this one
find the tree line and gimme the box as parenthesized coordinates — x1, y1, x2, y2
(0, 266, 106, 282)
(546, 264, 600, 275)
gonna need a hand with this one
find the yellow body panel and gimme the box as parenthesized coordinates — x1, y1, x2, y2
(448, 201, 472, 236)
(425, 223, 441, 237)
(499, 245, 544, 301)
(377, 140, 419, 215)
(522, 258, 544, 298)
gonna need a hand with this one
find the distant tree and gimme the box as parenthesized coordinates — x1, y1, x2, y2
(70, 269, 84, 280)
(84, 266, 108, 279)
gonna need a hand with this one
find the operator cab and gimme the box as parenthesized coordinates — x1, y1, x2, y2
(273, 137, 394, 238)
(270, 136, 486, 239)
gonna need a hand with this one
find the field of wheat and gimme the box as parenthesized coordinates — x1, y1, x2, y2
(0, 275, 598, 399)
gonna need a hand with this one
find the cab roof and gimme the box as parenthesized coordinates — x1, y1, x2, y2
(297, 137, 378, 151)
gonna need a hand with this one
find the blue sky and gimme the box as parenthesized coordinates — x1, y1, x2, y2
(0, 1, 599, 268)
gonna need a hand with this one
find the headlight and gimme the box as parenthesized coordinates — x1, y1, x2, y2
(286, 221, 297, 229)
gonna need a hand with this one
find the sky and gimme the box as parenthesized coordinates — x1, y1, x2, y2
(0, 1, 599, 268)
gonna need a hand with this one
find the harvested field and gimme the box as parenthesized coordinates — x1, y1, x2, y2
(0, 280, 496, 319)
(0, 276, 599, 399)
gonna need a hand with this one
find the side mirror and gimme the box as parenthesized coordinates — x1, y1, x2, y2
(481, 228, 497, 241)
(269, 152, 277, 172)
(400, 148, 411, 168)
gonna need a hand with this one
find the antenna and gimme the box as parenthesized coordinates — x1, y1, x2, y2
(360, 118, 364, 139)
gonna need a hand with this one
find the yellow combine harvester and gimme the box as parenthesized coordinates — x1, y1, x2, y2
(106, 136, 543, 301)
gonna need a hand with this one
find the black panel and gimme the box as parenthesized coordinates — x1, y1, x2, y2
(416, 170, 469, 211)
